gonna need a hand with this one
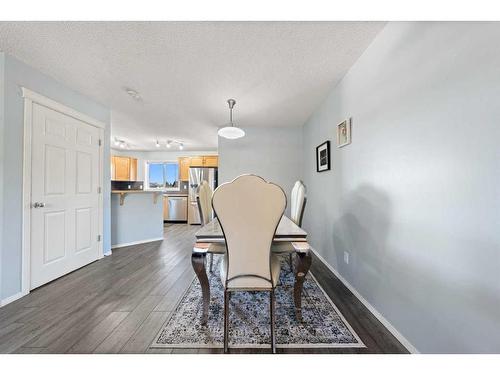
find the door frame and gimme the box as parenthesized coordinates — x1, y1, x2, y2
(21, 87, 106, 295)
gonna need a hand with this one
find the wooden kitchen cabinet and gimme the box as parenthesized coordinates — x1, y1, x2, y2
(189, 156, 204, 167)
(111, 156, 138, 181)
(203, 156, 218, 167)
(177, 155, 219, 181)
(178, 157, 191, 181)
(129, 158, 138, 181)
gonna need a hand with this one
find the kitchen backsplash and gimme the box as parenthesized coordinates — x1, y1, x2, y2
(178, 181, 189, 193)
(111, 180, 144, 191)
(111, 180, 189, 193)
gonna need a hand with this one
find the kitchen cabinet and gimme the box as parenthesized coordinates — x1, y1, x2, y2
(178, 157, 191, 181)
(203, 156, 218, 167)
(177, 155, 219, 181)
(129, 158, 137, 181)
(111, 155, 138, 181)
(190, 156, 204, 167)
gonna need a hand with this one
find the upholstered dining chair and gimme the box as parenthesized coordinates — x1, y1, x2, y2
(272, 180, 307, 270)
(196, 180, 222, 272)
(212, 175, 287, 354)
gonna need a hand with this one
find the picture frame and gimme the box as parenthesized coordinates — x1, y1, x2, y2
(316, 140, 331, 172)
(336, 118, 351, 148)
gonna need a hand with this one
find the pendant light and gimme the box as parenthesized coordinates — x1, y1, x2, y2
(218, 99, 245, 139)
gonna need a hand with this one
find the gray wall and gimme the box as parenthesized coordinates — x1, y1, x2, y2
(111, 193, 163, 247)
(302, 22, 500, 353)
(218, 126, 303, 214)
(0, 52, 5, 297)
(1, 54, 111, 300)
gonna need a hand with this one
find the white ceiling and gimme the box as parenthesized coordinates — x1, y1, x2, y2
(0, 22, 385, 151)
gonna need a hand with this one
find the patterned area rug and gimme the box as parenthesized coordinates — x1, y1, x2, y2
(152, 256, 364, 349)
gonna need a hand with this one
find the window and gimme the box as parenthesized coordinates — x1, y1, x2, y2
(146, 161, 180, 190)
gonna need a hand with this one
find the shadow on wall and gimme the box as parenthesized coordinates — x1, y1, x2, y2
(333, 184, 392, 297)
(330, 184, 500, 353)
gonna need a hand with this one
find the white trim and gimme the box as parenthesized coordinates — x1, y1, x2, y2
(21, 95, 33, 296)
(21, 87, 106, 129)
(111, 237, 164, 249)
(21, 88, 106, 296)
(309, 247, 419, 354)
(0, 291, 28, 307)
(97, 127, 105, 260)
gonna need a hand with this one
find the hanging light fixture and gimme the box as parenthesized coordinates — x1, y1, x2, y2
(218, 99, 245, 139)
(155, 140, 160, 148)
(179, 143, 184, 150)
(166, 140, 172, 148)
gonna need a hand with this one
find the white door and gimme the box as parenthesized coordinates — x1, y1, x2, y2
(30, 102, 101, 289)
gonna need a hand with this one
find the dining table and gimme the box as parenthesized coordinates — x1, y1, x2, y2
(192, 215, 312, 324)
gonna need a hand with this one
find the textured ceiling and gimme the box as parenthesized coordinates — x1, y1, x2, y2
(0, 22, 385, 150)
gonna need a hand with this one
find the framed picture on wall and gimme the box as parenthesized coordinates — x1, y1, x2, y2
(316, 141, 331, 172)
(337, 118, 351, 147)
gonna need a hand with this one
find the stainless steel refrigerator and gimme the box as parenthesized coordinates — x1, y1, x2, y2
(188, 167, 218, 224)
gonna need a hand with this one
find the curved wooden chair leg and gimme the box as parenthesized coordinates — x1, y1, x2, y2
(209, 254, 214, 273)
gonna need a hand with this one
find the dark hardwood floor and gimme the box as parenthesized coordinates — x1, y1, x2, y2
(0, 223, 407, 354)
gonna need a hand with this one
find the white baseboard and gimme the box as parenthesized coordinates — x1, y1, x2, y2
(0, 291, 28, 307)
(111, 237, 164, 249)
(310, 247, 419, 354)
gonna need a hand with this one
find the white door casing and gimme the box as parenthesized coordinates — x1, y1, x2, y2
(22, 88, 105, 293)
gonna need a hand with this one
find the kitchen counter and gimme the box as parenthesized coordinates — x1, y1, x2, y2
(111, 190, 163, 249)
(111, 190, 163, 206)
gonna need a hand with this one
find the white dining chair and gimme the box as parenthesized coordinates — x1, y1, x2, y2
(212, 174, 286, 354)
(197, 180, 224, 272)
(272, 180, 307, 270)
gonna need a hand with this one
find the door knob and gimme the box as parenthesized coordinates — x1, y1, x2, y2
(32, 202, 46, 208)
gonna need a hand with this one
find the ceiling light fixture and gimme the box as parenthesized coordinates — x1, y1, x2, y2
(156, 140, 160, 148)
(124, 87, 141, 101)
(113, 137, 129, 149)
(164, 139, 184, 150)
(218, 99, 245, 140)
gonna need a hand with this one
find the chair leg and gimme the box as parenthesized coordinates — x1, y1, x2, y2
(288, 253, 293, 273)
(270, 289, 276, 354)
(209, 254, 214, 273)
(224, 290, 230, 353)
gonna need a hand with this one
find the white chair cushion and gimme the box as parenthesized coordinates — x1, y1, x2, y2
(220, 252, 281, 289)
(193, 242, 226, 254)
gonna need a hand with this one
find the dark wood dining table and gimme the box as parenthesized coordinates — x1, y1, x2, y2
(192, 215, 311, 324)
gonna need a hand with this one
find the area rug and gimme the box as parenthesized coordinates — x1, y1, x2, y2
(151, 256, 364, 349)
